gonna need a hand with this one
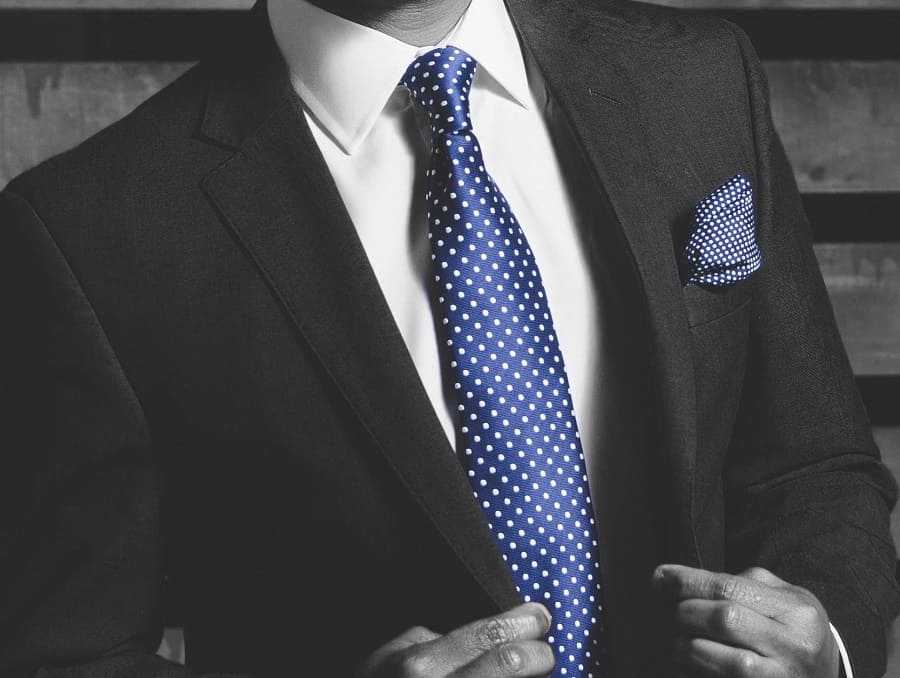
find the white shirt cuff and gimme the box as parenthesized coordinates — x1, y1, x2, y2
(830, 622, 853, 678)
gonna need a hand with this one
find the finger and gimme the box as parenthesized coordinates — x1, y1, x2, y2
(418, 602, 552, 674)
(449, 640, 556, 678)
(739, 567, 786, 588)
(673, 636, 784, 678)
(653, 564, 794, 617)
(673, 599, 786, 656)
(392, 625, 442, 647)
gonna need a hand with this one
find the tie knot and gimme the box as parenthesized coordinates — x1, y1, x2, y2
(401, 46, 477, 136)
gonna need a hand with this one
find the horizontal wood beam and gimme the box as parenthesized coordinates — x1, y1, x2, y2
(804, 195, 900, 242)
(0, 0, 895, 10)
(3, 61, 899, 193)
(768, 61, 900, 194)
(0, 10, 238, 61)
(817, 243, 900, 379)
(0, 62, 190, 183)
(857, 378, 900, 426)
(0, 9, 899, 60)
(0, 0, 251, 7)
(652, 0, 900, 8)
(714, 10, 900, 60)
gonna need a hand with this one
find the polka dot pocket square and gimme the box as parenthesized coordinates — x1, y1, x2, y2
(681, 173, 762, 288)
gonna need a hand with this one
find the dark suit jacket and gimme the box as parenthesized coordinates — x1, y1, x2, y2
(2, 0, 898, 676)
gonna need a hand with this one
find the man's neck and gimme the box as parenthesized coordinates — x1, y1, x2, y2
(305, 0, 471, 46)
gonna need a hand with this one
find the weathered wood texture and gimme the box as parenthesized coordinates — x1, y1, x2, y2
(3, 61, 899, 191)
(0, 0, 251, 7)
(768, 61, 900, 193)
(0, 0, 896, 8)
(653, 0, 900, 8)
(0, 62, 190, 184)
(816, 243, 900, 375)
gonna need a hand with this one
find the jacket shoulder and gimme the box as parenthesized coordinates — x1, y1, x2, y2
(591, 0, 745, 43)
(572, 0, 752, 76)
(4, 60, 222, 208)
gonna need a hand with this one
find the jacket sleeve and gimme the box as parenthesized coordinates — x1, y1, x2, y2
(0, 189, 251, 678)
(721, 25, 900, 678)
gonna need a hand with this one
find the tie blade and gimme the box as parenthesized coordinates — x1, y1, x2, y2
(402, 46, 610, 676)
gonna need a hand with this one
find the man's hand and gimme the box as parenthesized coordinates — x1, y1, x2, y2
(653, 564, 840, 678)
(357, 602, 556, 677)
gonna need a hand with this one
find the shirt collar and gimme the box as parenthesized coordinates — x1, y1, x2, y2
(268, 0, 532, 155)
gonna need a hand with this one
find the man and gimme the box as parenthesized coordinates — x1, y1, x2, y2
(1, 0, 897, 675)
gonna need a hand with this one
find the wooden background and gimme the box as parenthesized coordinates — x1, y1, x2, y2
(1, 0, 898, 672)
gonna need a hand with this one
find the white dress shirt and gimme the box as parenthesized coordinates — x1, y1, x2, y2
(267, 1, 853, 674)
(268, 0, 602, 460)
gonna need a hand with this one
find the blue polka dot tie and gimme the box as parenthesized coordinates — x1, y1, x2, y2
(401, 47, 606, 677)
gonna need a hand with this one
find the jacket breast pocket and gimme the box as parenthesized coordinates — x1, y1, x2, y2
(682, 277, 754, 328)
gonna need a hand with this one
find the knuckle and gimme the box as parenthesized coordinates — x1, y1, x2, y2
(734, 650, 758, 676)
(392, 649, 432, 678)
(793, 632, 823, 666)
(481, 617, 515, 646)
(790, 583, 812, 598)
(717, 576, 741, 601)
(793, 601, 822, 628)
(744, 567, 769, 581)
(716, 604, 743, 634)
(402, 625, 435, 642)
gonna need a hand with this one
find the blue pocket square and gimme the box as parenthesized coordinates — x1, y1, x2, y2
(681, 173, 762, 287)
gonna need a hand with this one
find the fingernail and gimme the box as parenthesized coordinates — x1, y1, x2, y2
(536, 603, 552, 627)
(522, 601, 552, 629)
(653, 566, 668, 584)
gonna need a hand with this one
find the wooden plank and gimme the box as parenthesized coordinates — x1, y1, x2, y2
(858, 376, 900, 427)
(0, 10, 245, 61)
(0, 62, 189, 185)
(651, 0, 900, 8)
(2, 61, 898, 192)
(769, 61, 900, 193)
(0, 0, 894, 10)
(0, 0, 251, 7)
(816, 244, 900, 375)
(803, 194, 900, 243)
(1, 9, 899, 62)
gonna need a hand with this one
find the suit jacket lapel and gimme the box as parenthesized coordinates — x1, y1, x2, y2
(507, 0, 702, 565)
(198, 3, 521, 611)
